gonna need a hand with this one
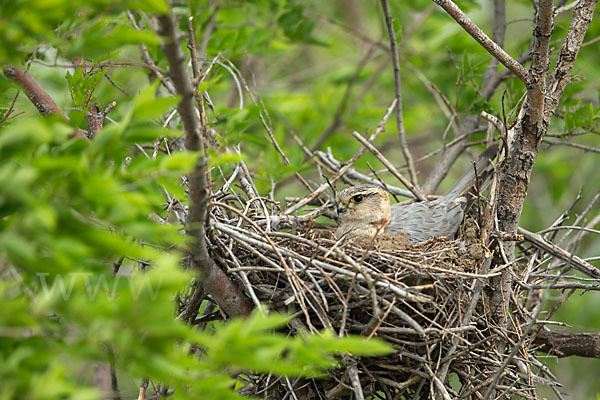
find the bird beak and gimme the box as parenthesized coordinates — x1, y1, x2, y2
(337, 202, 347, 215)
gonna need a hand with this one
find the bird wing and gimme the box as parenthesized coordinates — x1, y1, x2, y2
(443, 144, 498, 200)
(387, 198, 466, 243)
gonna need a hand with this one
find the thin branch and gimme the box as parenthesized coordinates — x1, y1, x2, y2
(310, 45, 377, 153)
(0, 91, 22, 125)
(379, 0, 421, 189)
(431, 0, 528, 83)
(157, 9, 252, 317)
(518, 227, 600, 279)
(126, 10, 176, 95)
(32, 59, 170, 81)
(345, 357, 365, 400)
(482, 0, 507, 94)
(351, 131, 427, 201)
(317, 149, 416, 198)
(284, 99, 398, 215)
(543, 138, 600, 153)
(545, 0, 599, 123)
(3, 66, 87, 138)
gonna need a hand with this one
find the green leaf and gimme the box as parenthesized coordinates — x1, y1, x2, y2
(207, 150, 243, 167)
(159, 151, 201, 172)
(133, 96, 180, 121)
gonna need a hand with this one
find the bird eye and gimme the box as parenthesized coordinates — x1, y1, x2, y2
(351, 194, 364, 203)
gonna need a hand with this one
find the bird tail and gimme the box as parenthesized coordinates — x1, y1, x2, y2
(443, 144, 499, 201)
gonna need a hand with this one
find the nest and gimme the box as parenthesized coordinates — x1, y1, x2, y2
(203, 176, 554, 399)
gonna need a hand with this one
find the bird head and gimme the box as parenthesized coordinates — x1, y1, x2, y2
(335, 184, 391, 239)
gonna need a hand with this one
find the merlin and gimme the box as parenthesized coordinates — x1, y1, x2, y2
(335, 145, 498, 243)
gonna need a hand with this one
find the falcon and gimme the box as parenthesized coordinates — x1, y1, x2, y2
(335, 145, 498, 243)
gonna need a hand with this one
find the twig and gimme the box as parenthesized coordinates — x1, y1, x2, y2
(126, 10, 176, 95)
(0, 91, 22, 125)
(430, 0, 528, 83)
(518, 227, 600, 278)
(366, 161, 400, 203)
(345, 357, 365, 400)
(32, 59, 170, 82)
(379, 0, 421, 189)
(543, 138, 600, 153)
(284, 99, 398, 215)
(316, 150, 415, 198)
(351, 131, 427, 201)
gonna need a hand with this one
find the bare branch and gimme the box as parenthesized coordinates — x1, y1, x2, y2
(430, 0, 528, 83)
(351, 131, 427, 201)
(284, 99, 398, 216)
(4, 66, 66, 117)
(545, 0, 599, 122)
(534, 330, 600, 358)
(518, 227, 600, 279)
(543, 138, 600, 153)
(3, 66, 88, 139)
(157, 10, 252, 318)
(379, 0, 421, 189)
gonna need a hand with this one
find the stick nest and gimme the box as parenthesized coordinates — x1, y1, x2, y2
(205, 187, 552, 399)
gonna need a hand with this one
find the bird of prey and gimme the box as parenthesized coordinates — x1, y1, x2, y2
(335, 145, 498, 243)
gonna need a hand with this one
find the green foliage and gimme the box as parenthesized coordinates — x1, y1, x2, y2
(0, 2, 397, 399)
(66, 67, 107, 109)
(0, 0, 165, 62)
(0, 88, 392, 400)
(198, 313, 392, 377)
(1, 0, 599, 397)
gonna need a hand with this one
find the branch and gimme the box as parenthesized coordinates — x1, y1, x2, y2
(482, 0, 507, 93)
(430, 0, 528, 83)
(545, 0, 599, 122)
(3, 66, 65, 117)
(379, 0, 421, 189)
(518, 227, 600, 279)
(157, 10, 252, 318)
(543, 138, 600, 153)
(523, 0, 554, 134)
(86, 101, 117, 138)
(126, 10, 176, 95)
(534, 329, 600, 358)
(284, 98, 398, 216)
(424, 0, 508, 193)
(3, 66, 88, 139)
(351, 131, 427, 201)
(316, 149, 416, 199)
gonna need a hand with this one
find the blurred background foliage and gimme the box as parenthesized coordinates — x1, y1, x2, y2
(0, 0, 599, 398)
